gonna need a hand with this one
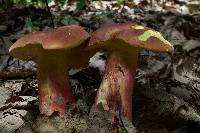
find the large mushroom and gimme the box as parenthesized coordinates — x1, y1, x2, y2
(87, 23, 174, 121)
(9, 25, 89, 116)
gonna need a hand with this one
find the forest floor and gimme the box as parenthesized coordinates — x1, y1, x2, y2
(0, 0, 200, 132)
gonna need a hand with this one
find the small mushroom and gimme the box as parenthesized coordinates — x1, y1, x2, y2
(87, 23, 174, 121)
(9, 25, 89, 116)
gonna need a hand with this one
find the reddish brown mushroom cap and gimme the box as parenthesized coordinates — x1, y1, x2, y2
(88, 23, 174, 54)
(9, 25, 89, 61)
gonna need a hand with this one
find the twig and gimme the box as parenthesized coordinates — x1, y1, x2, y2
(118, 109, 129, 133)
(0, 71, 36, 79)
(45, 0, 54, 28)
(0, 103, 38, 112)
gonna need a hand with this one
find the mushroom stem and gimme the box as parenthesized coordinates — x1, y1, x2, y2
(96, 51, 138, 121)
(37, 56, 75, 116)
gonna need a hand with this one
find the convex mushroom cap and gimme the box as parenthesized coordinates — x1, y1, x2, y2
(9, 25, 90, 68)
(88, 23, 173, 54)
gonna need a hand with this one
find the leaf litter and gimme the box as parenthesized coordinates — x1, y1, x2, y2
(0, 0, 200, 132)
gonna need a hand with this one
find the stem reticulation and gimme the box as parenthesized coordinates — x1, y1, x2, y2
(96, 51, 138, 121)
(37, 56, 75, 116)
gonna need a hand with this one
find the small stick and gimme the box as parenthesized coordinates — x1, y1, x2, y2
(45, 0, 54, 28)
(118, 109, 129, 133)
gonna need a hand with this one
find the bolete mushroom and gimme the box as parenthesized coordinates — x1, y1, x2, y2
(9, 25, 89, 116)
(87, 23, 174, 121)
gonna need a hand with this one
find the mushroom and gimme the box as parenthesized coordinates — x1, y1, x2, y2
(9, 25, 89, 116)
(87, 23, 174, 121)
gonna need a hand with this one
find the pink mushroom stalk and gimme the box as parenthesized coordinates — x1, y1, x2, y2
(9, 25, 89, 116)
(87, 23, 174, 121)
